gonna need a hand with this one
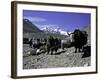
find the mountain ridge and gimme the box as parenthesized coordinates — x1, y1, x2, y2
(23, 19, 42, 33)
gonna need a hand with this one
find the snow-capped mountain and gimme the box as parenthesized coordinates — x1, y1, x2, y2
(41, 26, 71, 36)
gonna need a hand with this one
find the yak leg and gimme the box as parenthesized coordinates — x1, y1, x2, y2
(47, 45, 50, 54)
(55, 46, 58, 53)
(47, 49, 50, 54)
(61, 43, 64, 50)
(79, 48, 81, 52)
(51, 48, 53, 55)
(75, 47, 77, 53)
(79, 46, 82, 52)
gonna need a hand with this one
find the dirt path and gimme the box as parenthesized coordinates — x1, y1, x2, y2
(23, 45, 91, 69)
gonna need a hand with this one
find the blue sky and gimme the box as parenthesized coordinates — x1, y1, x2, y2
(23, 10, 91, 32)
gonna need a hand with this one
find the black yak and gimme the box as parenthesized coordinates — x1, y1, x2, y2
(73, 29, 88, 53)
(46, 36, 60, 54)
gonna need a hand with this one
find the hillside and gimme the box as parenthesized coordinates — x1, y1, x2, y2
(83, 25, 91, 45)
(23, 19, 67, 39)
(23, 19, 42, 33)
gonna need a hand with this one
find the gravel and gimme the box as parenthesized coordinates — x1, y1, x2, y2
(23, 44, 91, 69)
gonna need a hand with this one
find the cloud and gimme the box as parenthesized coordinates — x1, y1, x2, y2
(24, 16, 47, 22)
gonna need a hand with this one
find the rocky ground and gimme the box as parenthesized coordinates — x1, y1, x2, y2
(23, 44, 91, 69)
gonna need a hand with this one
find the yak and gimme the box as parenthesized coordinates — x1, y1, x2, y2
(73, 29, 88, 53)
(46, 36, 60, 54)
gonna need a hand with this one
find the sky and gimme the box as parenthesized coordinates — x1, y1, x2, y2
(23, 10, 91, 32)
